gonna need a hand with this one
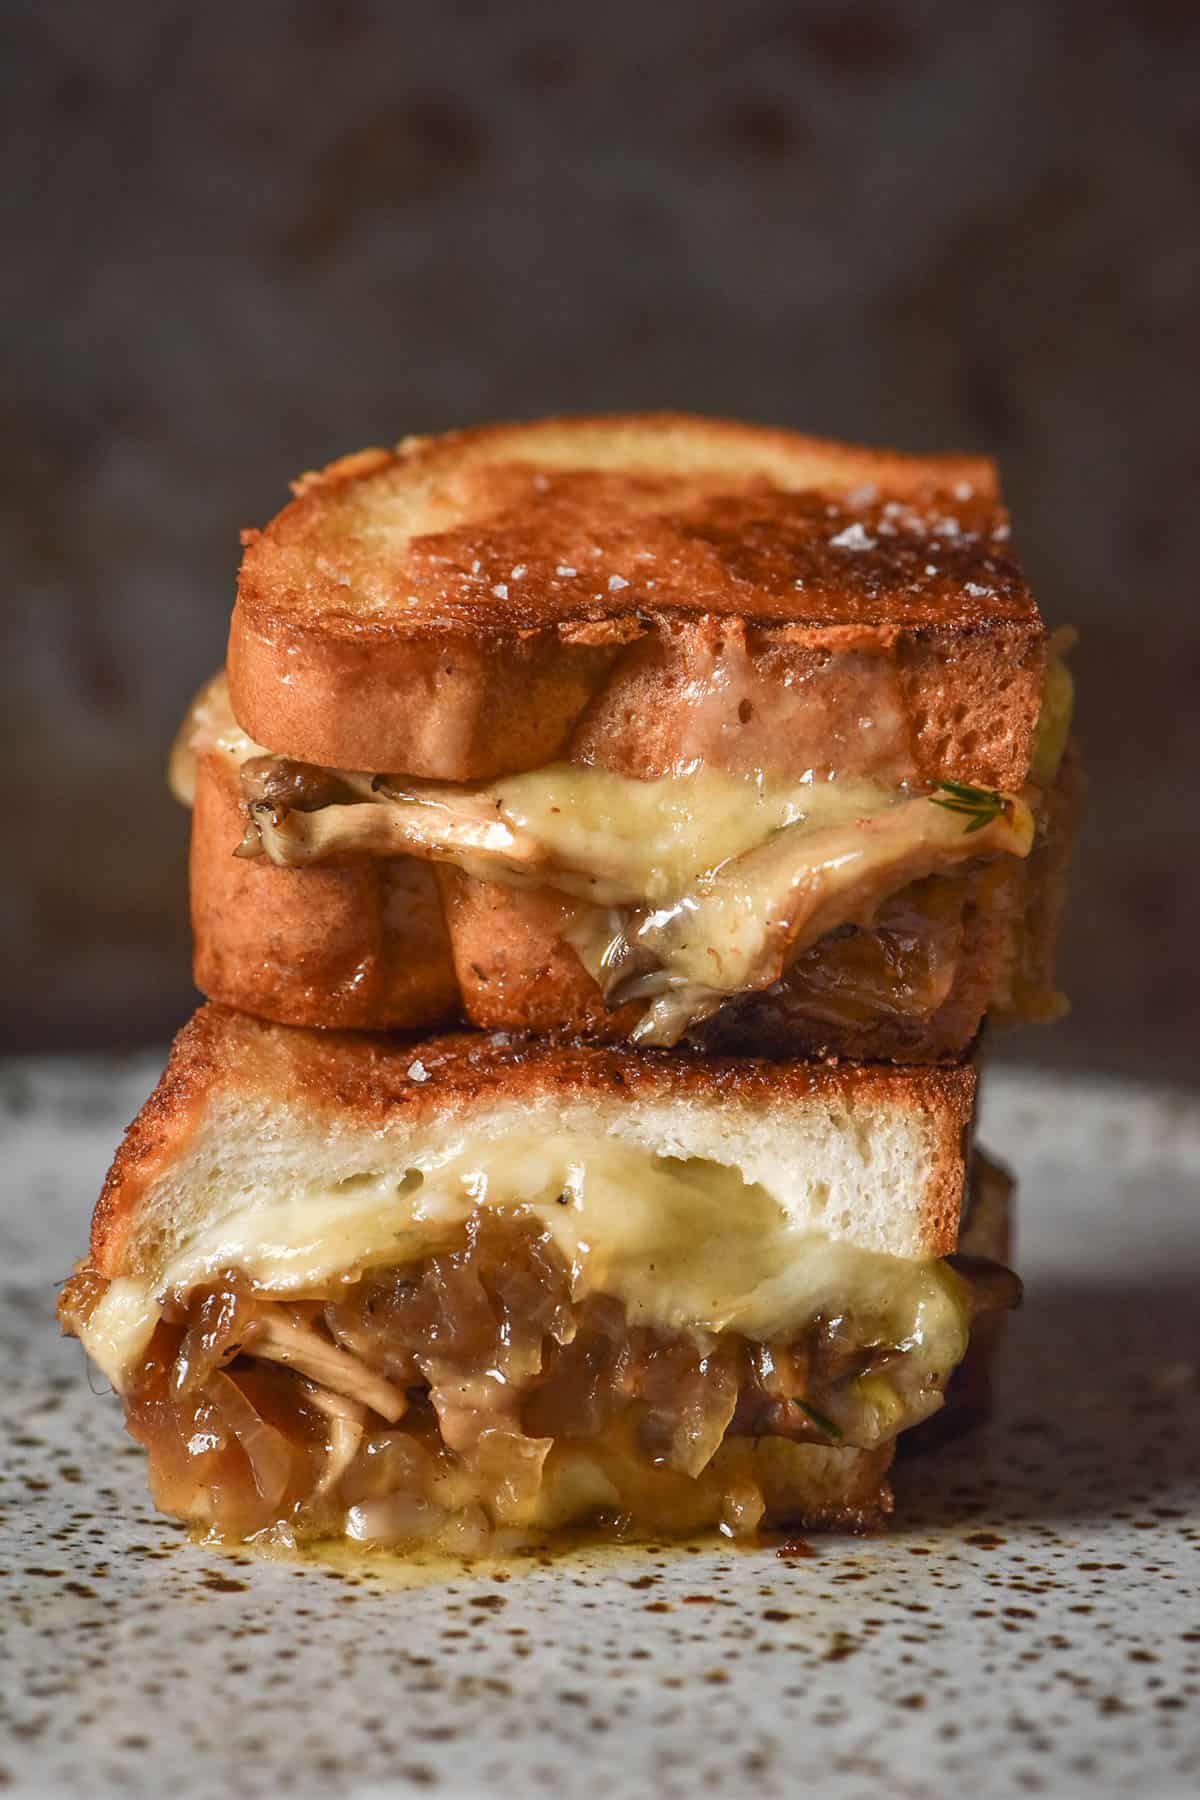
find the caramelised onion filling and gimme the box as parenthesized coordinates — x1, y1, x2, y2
(65, 1213, 1017, 1550)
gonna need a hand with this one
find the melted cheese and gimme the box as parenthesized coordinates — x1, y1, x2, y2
(171, 671, 902, 903)
(167, 672, 267, 805)
(491, 765, 899, 906)
(79, 1138, 969, 1395)
(169, 672, 1031, 1046)
(1030, 651, 1074, 786)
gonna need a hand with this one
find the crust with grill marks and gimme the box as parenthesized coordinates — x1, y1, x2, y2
(228, 413, 1044, 784)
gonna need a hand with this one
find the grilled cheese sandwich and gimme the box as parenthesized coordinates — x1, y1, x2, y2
(59, 1008, 1016, 1548)
(177, 415, 1075, 1052)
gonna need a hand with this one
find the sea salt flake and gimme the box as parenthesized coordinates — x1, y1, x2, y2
(510, 564, 526, 579)
(964, 581, 995, 597)
(830, 522, 876, 551)
(925, 564, 939, 576)
(935, 517, 961, 537)
(491, 582, 509, 599)
(608, 574, 629, 591)
(470, 559, 481, 575)
(556, 564, 578, 577)
(407, 1060, 430, 1083)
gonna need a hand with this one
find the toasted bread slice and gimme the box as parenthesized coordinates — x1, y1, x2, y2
(83, 1004, 975, 1296)
(228, 414, 1045, 785)
(60, 1008, 991, 1548)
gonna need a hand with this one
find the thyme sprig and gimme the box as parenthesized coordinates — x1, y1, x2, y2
(929, 779, 1007, 835)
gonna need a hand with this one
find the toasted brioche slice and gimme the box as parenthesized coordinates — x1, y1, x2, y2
(228, 414, 1045, 785)
(60, 1009, 995, 1549)
(83, 1005, 975, 1297)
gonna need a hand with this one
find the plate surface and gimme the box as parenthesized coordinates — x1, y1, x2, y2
(2, 1054, 1199, 1799)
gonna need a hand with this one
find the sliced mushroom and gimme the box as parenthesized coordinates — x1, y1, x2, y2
(301, 1381, 368, 1496)
(239, 756, 368, 814)
(247, 1309, 408, 1423)
(246, 782, 553, 883)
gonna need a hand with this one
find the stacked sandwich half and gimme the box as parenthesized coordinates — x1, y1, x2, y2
(61, 415, 1079, 1552)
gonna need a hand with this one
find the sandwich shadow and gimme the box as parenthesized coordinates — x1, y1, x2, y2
(894, 1272, 1200, 1530)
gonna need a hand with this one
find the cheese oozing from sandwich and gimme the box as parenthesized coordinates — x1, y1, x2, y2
(171, 675, 1036, 1044)
(78, 1134, 972, 1406)
(59, 1007, 1019, 1549)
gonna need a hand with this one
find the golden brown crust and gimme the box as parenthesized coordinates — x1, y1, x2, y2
(89, 1033, 215, 1279)
(228, 413, 1044, 782)
(88, 1004, 976, 1280)
(435, 868, 644, 1039)
(226, 614, 627, 782)
(238, 417, 1018, 637)
(190, 751, 460, 1029)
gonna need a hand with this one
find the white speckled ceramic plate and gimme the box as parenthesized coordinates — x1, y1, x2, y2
(2, 1056, 1199, 1799)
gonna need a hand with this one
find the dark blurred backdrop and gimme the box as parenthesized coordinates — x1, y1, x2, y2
(4, 1, 1198, 1078)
